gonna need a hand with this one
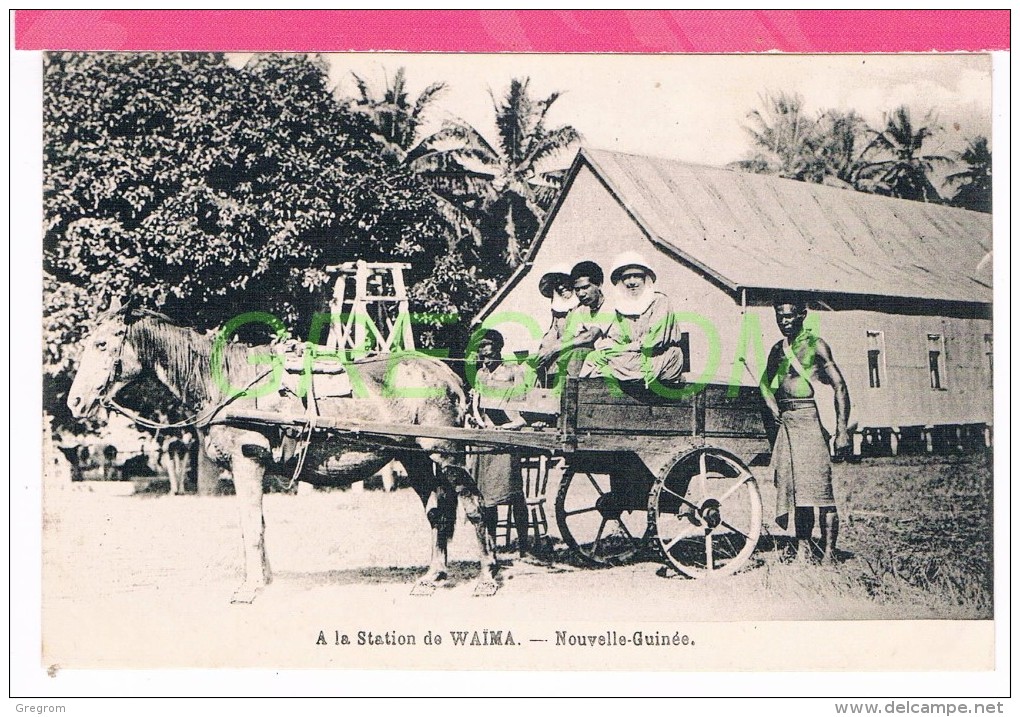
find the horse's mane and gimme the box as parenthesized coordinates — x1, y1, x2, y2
(119, 307, 467, 411)
(124, 310, 260, 406)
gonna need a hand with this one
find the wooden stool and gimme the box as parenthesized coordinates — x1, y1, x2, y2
(495, 455, 551, 547)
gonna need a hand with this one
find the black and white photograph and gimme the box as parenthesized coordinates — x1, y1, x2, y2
(31, 50, 996, 673)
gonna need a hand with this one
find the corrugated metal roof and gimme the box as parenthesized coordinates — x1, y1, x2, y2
(581, 148, 992, 304)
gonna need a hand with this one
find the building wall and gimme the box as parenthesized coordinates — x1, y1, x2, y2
(812, 309, 993, 429)
(485, 165, 993, 432)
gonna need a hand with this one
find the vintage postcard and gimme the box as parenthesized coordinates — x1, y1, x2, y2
(12, 10, 1009, 700)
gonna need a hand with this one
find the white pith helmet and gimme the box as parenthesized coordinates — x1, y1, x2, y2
(609, 251, 657, 285)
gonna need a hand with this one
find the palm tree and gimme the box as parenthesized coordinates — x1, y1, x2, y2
(347, 67, 445, 164)
(857, 106, 951, 203)
(946, 136, 992, 213)
(734, 92, 826, 182)
(345, 67, 483, 246)
(426, 78, 581, 266)
(816, 109, 868, 188)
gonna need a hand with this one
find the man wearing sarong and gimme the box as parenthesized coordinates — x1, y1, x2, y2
(468, 330, 531, 560)
(537, 260, 613, 379)
(580, 252, 686, 386)
(762, 299, 851, 562)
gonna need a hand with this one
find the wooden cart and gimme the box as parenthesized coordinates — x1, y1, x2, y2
(222, 375, 772, 579)
(545, 377, 771, 577)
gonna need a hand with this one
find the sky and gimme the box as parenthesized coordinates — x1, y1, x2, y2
(281, 53, 995, 180)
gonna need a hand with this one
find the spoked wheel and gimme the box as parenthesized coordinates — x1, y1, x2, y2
(555, 467, 650, 567)
(648, 448, 762, 578)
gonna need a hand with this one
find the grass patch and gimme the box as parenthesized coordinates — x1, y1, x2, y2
(833, 452, 993, 618)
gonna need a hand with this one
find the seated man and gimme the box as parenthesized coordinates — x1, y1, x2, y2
(536, 260, 613, 380)
(580, 251, 686, 386)
(534, 264, 577, 386)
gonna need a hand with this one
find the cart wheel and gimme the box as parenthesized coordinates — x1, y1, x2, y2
(555, 468, 649, 567)
(648, 448, 762, 578)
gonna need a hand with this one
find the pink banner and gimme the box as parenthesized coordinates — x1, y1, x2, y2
(15, 10, 1009, 52)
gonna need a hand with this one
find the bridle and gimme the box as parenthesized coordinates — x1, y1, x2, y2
(92, 313, 267, 431)
(91, 317, 129, 416)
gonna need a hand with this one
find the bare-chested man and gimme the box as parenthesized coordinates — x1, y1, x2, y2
(762, 299, 851, 562)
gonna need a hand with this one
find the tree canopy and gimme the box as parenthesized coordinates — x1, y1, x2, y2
(424, 77, 581, 267)
(732, 93, 986, 207)
(43, 54, 477, 422)
(857, 106, 951, 203)
(45, 53, 449, 356)
(946, 136, 992, 213)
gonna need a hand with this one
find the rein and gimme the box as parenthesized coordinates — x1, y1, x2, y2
(104, 367, 273, 430)
(99, 321, 274, 430)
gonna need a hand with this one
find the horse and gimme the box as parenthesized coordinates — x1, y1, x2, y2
(66, 301, 498, 603)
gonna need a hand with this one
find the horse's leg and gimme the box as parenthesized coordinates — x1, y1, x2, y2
(437, 463, 498, 596)
(231, 444, 272, 604)
(174, 450, 188, 494)
(405, 454, 456, 595)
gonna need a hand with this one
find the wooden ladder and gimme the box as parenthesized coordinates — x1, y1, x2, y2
(322, 260, 415, 353)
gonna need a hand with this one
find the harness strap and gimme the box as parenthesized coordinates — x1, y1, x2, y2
(286, 413, 317, 491)
(286, 371, 320, 490)
(105, 369, 273, 431)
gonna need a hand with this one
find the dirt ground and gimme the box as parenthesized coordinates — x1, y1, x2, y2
(40, 453, 994, 671)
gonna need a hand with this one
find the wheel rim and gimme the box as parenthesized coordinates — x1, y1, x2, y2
(555, 469, 649, 567)
(649, 448, 762, 578)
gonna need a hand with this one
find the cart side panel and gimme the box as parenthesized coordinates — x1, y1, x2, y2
(571, 378, 696, 435)
(702, 384, 770, 439)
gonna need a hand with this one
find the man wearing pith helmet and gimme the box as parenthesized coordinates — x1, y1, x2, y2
(580, 251, 686, 385)
(534, 264, 577, 384)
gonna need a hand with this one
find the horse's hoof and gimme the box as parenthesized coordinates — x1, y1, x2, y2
(472, 579, 499, 597)
(410, 580, 437, 597)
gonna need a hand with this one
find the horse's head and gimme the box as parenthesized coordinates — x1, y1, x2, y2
(67, 298, 146, 419)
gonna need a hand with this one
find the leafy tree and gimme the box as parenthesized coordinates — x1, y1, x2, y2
(946, 136, 992, 213)
(857, 106, 951, 203)
(43, 52, 460, 423)
(427, 77, 581, 267)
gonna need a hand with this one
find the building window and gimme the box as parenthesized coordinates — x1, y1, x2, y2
(984, 333, 993, 387)
(866, 331, 885, 388)
(927, 334, 946, 390)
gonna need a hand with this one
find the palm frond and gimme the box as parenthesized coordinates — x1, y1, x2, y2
(529, 182, 561, 209)
(411, 81, 447, 121)
(861, 130, 895, 158)
(539, 168, 570, 184)
(430, 121, 501, 166)
(493, 78, 534, 166)
(349, 71, 372, 105)
(524, 125, 581, 169)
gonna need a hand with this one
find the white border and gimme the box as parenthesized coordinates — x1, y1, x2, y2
(8, 45, 1011, 704)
